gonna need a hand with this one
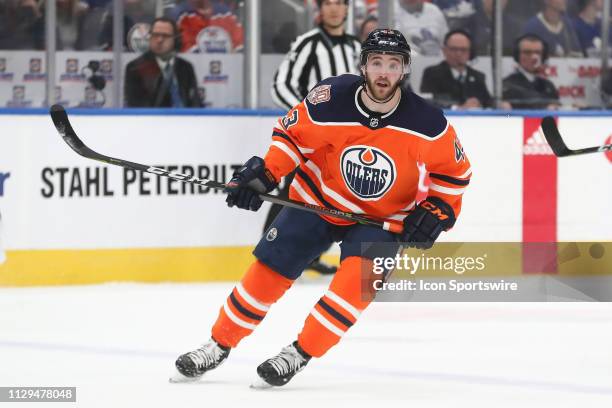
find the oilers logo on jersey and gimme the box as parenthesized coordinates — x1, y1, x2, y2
(341, 146, 396, 200)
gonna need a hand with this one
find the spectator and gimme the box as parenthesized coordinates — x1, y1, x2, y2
(503, 33, 560, 109)
(432, 0, 478, 30)
(165, 0, 233, 21)
(269, 0, 361, 276)
(522, 0, 583, 57)
(507, 0, 543, 23)
(394, 0, 448, 56)
(571, 0, 611, 56)
(124, 17, 202, 107)
(470, 0, 522, 56)
(0, 0, 45, 49)
(177, 0, 243, 53)
(77, 0, 111, 50)
(600, 68, 612, 104)
(420, 29, 493, 108)
(57, 0, 88, 50)
(359, 14, 378, 42)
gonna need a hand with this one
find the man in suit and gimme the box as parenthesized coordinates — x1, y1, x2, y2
(503, 34, 560, 110)
(420, 29, 493, 109)
(124, 17, 202, 107)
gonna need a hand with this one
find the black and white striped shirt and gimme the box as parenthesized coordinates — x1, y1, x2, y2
(271, 26, 361, 111)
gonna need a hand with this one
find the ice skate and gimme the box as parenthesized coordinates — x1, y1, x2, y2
(252, 341, 311, 388)
(169, 338, 230, 383)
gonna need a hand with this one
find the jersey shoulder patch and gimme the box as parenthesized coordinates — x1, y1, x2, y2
(304, 74, 362, 122)
(306, 84, 331, 105)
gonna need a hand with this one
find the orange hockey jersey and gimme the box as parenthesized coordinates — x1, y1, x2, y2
(264, 74, 471, 230)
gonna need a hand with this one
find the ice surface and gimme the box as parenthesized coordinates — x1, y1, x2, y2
(1, 282, 611, 408)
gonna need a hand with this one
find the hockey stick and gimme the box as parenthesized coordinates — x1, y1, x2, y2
(540, 116, 612, 157)
(49, 105, 402, 233)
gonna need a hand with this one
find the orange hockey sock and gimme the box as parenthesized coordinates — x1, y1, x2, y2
(297, 256, 374, 358)
(211, 260, 293, 348)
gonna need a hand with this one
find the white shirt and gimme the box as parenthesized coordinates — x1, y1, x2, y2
(451, 67, 467, 81)
(394, 1, 449, 56)
(156, 56, 176, 77)
(517, 65, 537, 83)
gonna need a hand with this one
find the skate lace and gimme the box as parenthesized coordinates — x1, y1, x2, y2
(268, 346, 305, 376)
(187, 341, 222, 369)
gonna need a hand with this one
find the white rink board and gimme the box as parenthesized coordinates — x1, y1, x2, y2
(556, 117, 612, 241)
(443, 116, 524, 242)
(0, 114, 276, 249)
(0, 113, 611, 252)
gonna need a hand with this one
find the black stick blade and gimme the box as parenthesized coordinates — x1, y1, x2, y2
(49, 104, 89, 157)
(540, 116, 571, 157)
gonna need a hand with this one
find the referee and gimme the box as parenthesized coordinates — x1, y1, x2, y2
(267, 0, 362, 275)
(271, 0, 362, 110)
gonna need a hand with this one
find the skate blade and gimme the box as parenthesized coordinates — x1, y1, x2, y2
(169, 369, 202, 383)
(249, 377, 273, 390)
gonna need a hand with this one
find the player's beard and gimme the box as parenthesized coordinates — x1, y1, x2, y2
(364, 73, 401, 103)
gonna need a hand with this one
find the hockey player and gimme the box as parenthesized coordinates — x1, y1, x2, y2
(172, 29, 471, 388)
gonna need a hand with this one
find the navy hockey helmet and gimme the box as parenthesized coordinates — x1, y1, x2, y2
(360, 29, 411, 67)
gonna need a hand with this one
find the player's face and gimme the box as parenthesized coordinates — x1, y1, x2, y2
(320, 0, 348, 30)
(363, 54, 404, 101)
(519, 39, 544, 73)
(443, 33, 471, 69)
(149, 21, 175, 57)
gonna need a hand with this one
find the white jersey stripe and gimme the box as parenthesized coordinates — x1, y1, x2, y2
(326, 290, 361, 319)
(223, 301, 257, 330)
(429, 182, 466, 195)
(236, 283, 270, 312)
(304, 161, 364, 213)
(291, 178, 320, 205)
(311, 309, 345, 337)
(402, 201, 416, 211)
(271, 141, 301, 167)
(387, 120, 449, 141)
(457, 168, 472, 179)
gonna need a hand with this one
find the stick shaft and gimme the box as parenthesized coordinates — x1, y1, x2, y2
(49, 105, 402, 234)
